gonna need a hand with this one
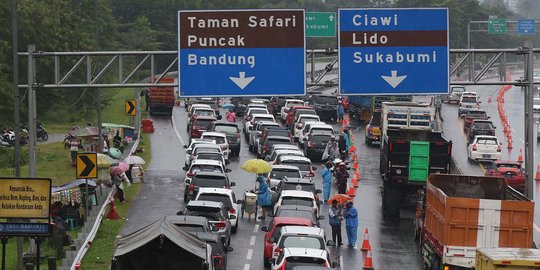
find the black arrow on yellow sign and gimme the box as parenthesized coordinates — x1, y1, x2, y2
(125, 99, 136, 116)
(76, 153, 97, 179)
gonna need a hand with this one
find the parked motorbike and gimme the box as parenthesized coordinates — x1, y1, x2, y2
(0, 128, 15, 147)
(37, 122, 48, 141)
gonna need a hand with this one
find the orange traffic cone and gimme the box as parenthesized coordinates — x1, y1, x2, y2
(518, 148, 523, 164)
(352, 161, 359, 170)
(503, 124, 508, 134)
(352, 177, 359, 188)
(363, 245, 374, 270)
(354, 170, 361, 182)
(507, 140, 513, 149)
(352, 154, 358, 162)
(349, 145, 357, 154)
(346, 182, 356, 197)
(535, 165, 540, 181)
(361, 228, 371, 251)
(107, 200, 119, 220)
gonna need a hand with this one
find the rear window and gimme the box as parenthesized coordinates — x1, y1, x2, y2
(498, 163, 521, 169)
(270, 169, 301, 179)
(467, 111, 487, 118)
(266, 130, 290, 137)
(194, 120, 214, 129)
(276, 210, 314, 222)
(194, 110, 214, 116)
(310, 135, 331, 142)
(461, 97, 477, 103)
(312, 96, 337, 105)
(254, 116, 274, 122)
(281, 161, 310, 171)
(249, 109, 268, 116)
(473, 122, 493, 129)
(213, 125, 238, 134)
(279, 235, 324, 249)
(300, 117, 319, 124)
(194, 147, 220, 155)
(193, 176, 227, 187)
(203, 135, 226, 144)
(296, 110, 317, 116)
(281, 197, 313, 207)
(476, 138, 498, 145)
(187, 210, 222, 221)
(269, 138, 291, 143)
(195, 154, 222, 162)
(284, 257, 326, 270)
(283, 183, 315, 193)
(190, 165, 223, 174)
(197, 194, 232, 209)
(176, 224, 206, 233)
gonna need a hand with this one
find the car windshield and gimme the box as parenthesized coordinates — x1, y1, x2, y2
(191, 165, 223, 174)
(176, 224, 206, 233)
(203, 135, 226, 144)
(194, 120, 214, 129)
(474, 122, 493, 129)
(275, 152, 303, 160)
(192, 176, 227, 187)
(284, 257, 326, 269)
(213, 125, 238, 134)
(476, 138, 498, 145)
(462, 97, 477, 103)
(313, 96, 337, 105)
(280, 197, 313, 207)
(270, 169, 301, 179)
(281, 161, 310, 171)
(497, 163, 521, 169)
(283, 183, 315, 193)
(197, 194, 232, 209)
(279, 235, 324, 249)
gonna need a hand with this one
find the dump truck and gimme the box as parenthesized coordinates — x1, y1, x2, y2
(379, 102, 452, 218)
(347, 95, 413, 124)
(146, 76, 176, 115)
(476, 248, 540, 270)
(415, 175, 534, 270)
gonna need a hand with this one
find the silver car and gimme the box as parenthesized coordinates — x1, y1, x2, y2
(442, 85, 465, 104)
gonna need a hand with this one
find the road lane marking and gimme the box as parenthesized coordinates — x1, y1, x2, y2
(458, 119, 468, 140)
(171, 114, 186, 146)
(512, 128, 516, 133)
(244, 264, 250, 270)
(479, 163, 487, 173)
(253, 224, 259, 233)
(246, 249, 253, 260)
(519, 138, 525, 143)
(340, 256, 344, 270)
(250, 235, 256, 246)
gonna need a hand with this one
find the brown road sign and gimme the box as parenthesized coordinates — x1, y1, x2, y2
(76, 153, 97, 179)
(125, 99, 137, 116)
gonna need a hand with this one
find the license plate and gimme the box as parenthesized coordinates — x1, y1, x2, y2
(482, 154, 491, 158)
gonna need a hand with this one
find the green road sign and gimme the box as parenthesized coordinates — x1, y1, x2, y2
(306, 12, 336, 37)
(488, 18, 506, 34)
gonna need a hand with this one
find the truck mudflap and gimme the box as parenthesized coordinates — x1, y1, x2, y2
(442, 246, 477, 268)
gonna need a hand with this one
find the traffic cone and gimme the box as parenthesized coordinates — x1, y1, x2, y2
(503, 124, 508, 134)
(352, 176, 359, 188)
(363, 245, 374, 270)
(518, 148, 523, 164)
(352, 154, 358, 162)
(361, 228, 371, 251)
(535, 165, 540, 181)
(354, 170, 361, 182)
(107, 200, 119, 220)
(347, 182, 356, 197)
(352, 161, 359, 170)
(507, 140, 513, 149)
(349, 145, 357, 154)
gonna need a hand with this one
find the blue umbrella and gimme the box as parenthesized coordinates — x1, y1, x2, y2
(222, 103, 235, 109)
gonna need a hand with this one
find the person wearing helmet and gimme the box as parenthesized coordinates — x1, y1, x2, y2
(322, 135, 340, 162)
(336, 101, 345, 124)
(335, 162, 349, 194)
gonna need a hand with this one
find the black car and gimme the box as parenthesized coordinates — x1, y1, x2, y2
(259, 136, 293, 159)
(303, 132, 332, 160)
(196, 232, 232, 270)
(309, 94, 338, 120)
(208, 122, 241, 157)
(184, 172, 235, 202)
(271, 177, 321, 205)
(468, 120, 496, 142)
(272, 205, 323, 227)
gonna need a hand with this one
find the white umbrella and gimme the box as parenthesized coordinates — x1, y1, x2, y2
(124, 155, 146, 165)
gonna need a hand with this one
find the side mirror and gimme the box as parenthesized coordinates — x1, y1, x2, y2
(217, 115, 223, 120)
(303, 138, 307, 141)
(186, 150, 192, 155)
(185, 179, 191, 184)
(230, 182, 236, 187)
(312, 167, 317, 171)
(318, 216, 325, 220)
(326, 240, 335, 246)
(269, 258, 276, 265)
(226, 168, 232, 173)
(269, 237, 275, 243)
(236, 199, 243, 204)
(177, 210, 184, 215)
(225, 160, 230, 165)
(315, 189, 322, 194)
(271, 187, 277, 191)
(183, 166, 188, 171)
(226, 246, 233, 252)
(260, 226, 268, 232)
(183, 145, 188, 149)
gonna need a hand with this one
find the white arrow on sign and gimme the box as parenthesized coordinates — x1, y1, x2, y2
(229, 72, 255, 90)
(381, 70, 407, 88)
(329, 15, 334, 21)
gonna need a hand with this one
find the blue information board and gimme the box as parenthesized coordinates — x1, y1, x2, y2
(518, 19, 535, 34)
(178, 10, 306, 97)
(339, 8, 449, 95)
(0, 222, 49, 236)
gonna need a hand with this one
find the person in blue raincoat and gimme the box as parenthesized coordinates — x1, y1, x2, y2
(321, 161, 333, 201)
(336, 101, 345, 124)
(255, 175, 272, 220)
(343, 201, 359, 248)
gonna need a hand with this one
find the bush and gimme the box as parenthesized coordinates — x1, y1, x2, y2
(0, 147, 29, 169)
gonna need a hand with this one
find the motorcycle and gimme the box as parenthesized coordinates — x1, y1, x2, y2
(37, 122, 48, 141)
(0, 128, 15, 147)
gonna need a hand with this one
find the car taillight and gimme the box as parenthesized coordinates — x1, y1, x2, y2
(497, 145, 501, 152)
(280, 261, 286, 270)
(274, 247, 281, 257)
(187, 172, 194, 178)
(296, 124, 302, 129)
(472, 144, 477, 151)
(215, 221, 226, 228)
(229, 208, 235, 214)
(307, 142, 315, 148)
(212, 255, 223, 268)
(188, 184, 195, 191)
(236, 133, 241, 139)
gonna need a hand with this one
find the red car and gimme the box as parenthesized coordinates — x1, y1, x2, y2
(463, 110, 489, 131)
(260, 217, 313, 266)
(485, 160, 525, 192)
(189, 116, 217, 139)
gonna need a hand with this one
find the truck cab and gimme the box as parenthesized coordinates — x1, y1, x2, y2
(364, 110, 381, 146)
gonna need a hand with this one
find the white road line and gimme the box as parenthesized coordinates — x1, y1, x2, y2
(243, 264, 250, 270)
(253, 224, 259, 234)
(250, 235, 256, 246)
(246, 249, 253, 260)
(340, 256, 344, 270)
(171, 114, 186, 146)
(519, 138, 525, 143)
(512, 128, 516, 133)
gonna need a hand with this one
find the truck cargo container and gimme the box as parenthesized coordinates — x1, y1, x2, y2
(415, 174, 534, 270)
(347, 95, 413, 124)
(476, 248, 540, 270)
(146, 77, 175, 116)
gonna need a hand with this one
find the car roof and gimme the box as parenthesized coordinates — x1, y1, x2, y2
(286, 99, 304, 103)
(290, 105, 311, 110)
(193, 144, 221, 150)
(251, 113, 274, 117)
(283, 248, 328, 258)
(474, 135, 498, 139)
(201, 132, 227, 138)
(212, 122, 238, 127)
(266, 136, 292, 141)
(191, 104, 211, 109)
(272, 217, 313, 226)
(272, 165, 301, 171)
(280, 226, 324, 235)
(272, 144, 299, 149)
(277, 205, 315, 212)
(298, 114, 319, 119)
(471, 120, 493, 124)
(306, 122, 329, 127)
(193, 107, 214, 111)
(192, 172, 227, 178)
(279, 155, 311, 162)
(256, 121, 280, 126)
(197, 187, 234, 196)
(191, 159, 223, 166)
(282, 177, 313, 184)
(186, 200, 224, 208)
(193, 116, 217, 120)
(165, 215, 209, 225)
(280, 190, 314, 198)
(188, 139, 216, 147)
(274, 150, 304, 156)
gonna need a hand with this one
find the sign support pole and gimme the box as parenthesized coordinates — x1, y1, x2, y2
(85, 179, 89, 222)
(524, 41, 535, 198)
(35, 237, 40, 270)
(1, 236, 7, 270)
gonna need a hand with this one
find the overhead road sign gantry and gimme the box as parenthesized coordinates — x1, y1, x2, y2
(488, 18, 507, 34)
(178, 9, 306, 97)
(338, 8, 449, 95)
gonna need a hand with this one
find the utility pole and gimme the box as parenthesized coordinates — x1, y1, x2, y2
(524, 41, 535, 198)
(27, 44, 37, 178)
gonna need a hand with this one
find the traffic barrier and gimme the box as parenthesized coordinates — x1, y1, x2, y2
(535, 165, 540, 181)
(361, 228, 371, 251)
(507, 140, 513, 149)
(363, 245, 374, 270)
(518, 148, 523, 164)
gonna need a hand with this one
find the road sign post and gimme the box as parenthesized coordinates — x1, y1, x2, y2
(518, 19, 535, 34)
(178, 9, 306, 97)
(488, 18, 506, 34)
(306, 12, 336, 37)
(125, 99, 136, 116)
(76, 153, 97, 222)
(338, 8, 449, 95)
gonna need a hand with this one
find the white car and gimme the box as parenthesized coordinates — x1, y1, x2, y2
(250, 98, 270, 104)
(195, 187, 241, 233)
(191, 107, 216, 118)
(183, 159, 229, 178)
(534, 98, 540, 112)
(273, 190, 320, 218)
(276, 155, 315, 178)
(270, 226, 330, 263)
(280, 99, 305, 121)
(188, 144, 224, 168)
(200, 132, 230, 160)
(293, 115, 321, 141)
(269, 149, 305, 164)
(458, 92, 480, 117)
(244, 113, 276, 135)
(183, 139, 216, 167)
(266, 144, 301, 160)
(188, 104, 212, 116)
(267, 164, 303, 187)
(298, 122, 333, 148)
(467, 135, 502, 162)
(271, 248, 334, 269)
(244, 107, 270, 121)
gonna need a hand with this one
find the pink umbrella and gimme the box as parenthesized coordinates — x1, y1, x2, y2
(110, 162, 129, 175)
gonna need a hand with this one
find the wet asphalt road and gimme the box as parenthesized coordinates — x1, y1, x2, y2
(122, 103, 422, 269)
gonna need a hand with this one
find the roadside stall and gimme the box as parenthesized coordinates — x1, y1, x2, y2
(102, 123, 135, 152)
(51, 179, 98, 227)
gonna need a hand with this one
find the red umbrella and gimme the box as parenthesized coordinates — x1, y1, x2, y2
(110, 162, 129, 175)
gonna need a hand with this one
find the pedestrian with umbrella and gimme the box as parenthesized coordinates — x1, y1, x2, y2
(328, 199, 343, 246)
(241, 159, 273, 220)
(124, 155, 146, 184)
(111, 162, 129, 202)
(226, 108, 237, 123)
